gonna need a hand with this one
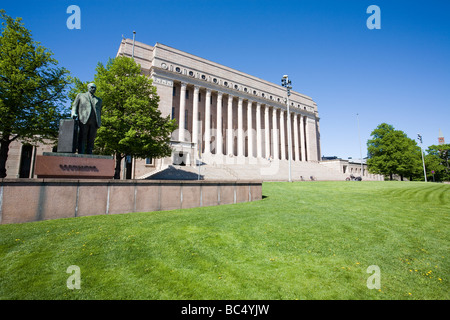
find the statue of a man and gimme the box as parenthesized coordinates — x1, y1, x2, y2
(71, 83, 102, 154)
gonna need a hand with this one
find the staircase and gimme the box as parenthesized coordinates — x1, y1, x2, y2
(142, 155, 381, 181)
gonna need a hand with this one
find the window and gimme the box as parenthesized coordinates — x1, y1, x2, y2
(146, 157, 153, 165)
(19, 145, 33, 178)
(173, 87, 176, 96)
(186, 90, 189, 99)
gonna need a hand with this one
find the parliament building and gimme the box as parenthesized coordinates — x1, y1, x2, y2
(117, 39, 327, 180)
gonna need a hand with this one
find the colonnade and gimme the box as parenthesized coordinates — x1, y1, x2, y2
(174, 81, 318, 162)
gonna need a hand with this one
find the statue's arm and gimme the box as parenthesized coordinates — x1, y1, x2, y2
(71, 93, 81, 119)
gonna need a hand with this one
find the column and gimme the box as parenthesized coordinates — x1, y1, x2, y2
(237, 97, 244, 157)
(316, 120, 321, 161)
(279, 110, 286, 160)
(272, 107, 278, 159)
(256, 103, 262, 158)
(192, 86, 199, 148)
(264, 105, 270, 158)
(216, 92, 223, 155)
(247, 100, 253, 158)
(287, 111, 293, 162)
(293, 113, 300, 161)
(305, 117, 311, 162)
(308, 118, 318, 162)
(227, 94, 233, 156)
(179, 82, 187, 141)
(300, 114, 306, 161)
(204, 89, 212, 154)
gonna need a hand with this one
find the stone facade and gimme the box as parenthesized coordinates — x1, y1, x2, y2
(2, 138, 54, 179)
(0, 179, 262, 224)
(116, 39, 322, 177)
(320, 159, 383, 181)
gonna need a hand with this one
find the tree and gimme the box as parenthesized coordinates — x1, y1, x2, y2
(67, 76, 89, 102)
(73, 56, 177, 179)
(0, 10, 71, 178)
(367, 123, 422, 180)
(426, 144, 450, 181)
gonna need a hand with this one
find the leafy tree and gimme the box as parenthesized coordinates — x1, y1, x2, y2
(71, 56, 177, 179)
(67, 76, 89, 102)
(426, 144, 450, 181)
(367, 123, 422, 180)
(0, 10, 71, 178)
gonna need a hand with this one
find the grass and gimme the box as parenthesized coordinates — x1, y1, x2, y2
(0, 181, 448, 300)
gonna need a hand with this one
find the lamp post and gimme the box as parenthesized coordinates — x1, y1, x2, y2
(281, 75, 293, 182)
(357, 113, 364, 178)
(417, 133, 427, 182)
(132, 30, 136, 59)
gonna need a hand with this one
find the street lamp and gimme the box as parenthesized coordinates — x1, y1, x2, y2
(417, 133, 427, 182)
(132, 30, 136, 59)
(281, 75, 293, 182)
(357, 113, 364, 178)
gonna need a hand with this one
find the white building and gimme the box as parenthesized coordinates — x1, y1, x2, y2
(116, 39, 328, 180)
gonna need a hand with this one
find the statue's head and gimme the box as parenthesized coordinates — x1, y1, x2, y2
(87, 83, 97, 95)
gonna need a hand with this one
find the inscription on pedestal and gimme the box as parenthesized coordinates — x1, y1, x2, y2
(35, 153, 114, 179)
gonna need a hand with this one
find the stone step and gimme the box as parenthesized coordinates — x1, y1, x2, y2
(142, 158, 380, 182)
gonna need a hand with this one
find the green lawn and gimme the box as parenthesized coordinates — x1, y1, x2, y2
(0, 181, 448, 300)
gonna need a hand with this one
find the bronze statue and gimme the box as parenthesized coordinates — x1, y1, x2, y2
(71, 83, 102, 154)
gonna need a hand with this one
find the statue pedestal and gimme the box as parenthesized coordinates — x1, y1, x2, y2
(57, 119, 78, 153)
(35, 152, 115, 179)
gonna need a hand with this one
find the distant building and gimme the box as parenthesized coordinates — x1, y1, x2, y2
(438, 129, 445, 145)
(319, 156, 381, 180)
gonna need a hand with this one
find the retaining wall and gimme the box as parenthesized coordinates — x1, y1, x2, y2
(0, 179, 262, 224)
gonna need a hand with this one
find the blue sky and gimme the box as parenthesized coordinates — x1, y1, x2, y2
(2, 0, 449, 159)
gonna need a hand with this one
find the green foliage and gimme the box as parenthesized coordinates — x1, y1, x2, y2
(367, 123, 423, 180)
(426, 144, 450, 181)
(0, 10, 71, 177)
(67, 76, 89, 103)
